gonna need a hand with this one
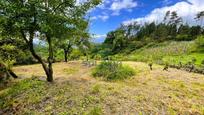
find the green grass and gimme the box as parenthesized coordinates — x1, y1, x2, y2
(119, 41, 204, 67)
(163, 53, 204, 67)
(0, 77, 46, 109)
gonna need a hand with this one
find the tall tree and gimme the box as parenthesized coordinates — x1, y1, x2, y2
(0, 0, 100, 82)
(196, 11, 204, 26)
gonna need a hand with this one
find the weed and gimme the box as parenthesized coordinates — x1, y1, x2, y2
(86, 106, 103, 115)
(91, 84, 100, 94)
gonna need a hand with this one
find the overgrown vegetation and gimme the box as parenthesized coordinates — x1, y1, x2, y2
(92, 61, 135, 81)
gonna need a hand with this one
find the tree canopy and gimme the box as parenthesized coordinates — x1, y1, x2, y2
(0, 0, 101, 82)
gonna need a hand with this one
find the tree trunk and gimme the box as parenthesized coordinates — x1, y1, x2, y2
(47, 35, 53, 82)
(29, 39, 51, 81)
(64, 49, 68, 62)
(21, 30, 53, 82)
(8, 69, 18, 78)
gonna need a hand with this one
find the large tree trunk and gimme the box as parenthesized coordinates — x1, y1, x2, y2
(64, 49, 68, 62)
(47, 35, 53, 82)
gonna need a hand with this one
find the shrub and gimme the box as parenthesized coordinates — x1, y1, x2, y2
(176, 34, 191, 41)
(195, 35, 204, 50)
(201, 60, 204, 65)
(92, 61, 135, 81)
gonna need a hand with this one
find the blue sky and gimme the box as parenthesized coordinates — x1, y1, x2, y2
(86, 0, 204, 43)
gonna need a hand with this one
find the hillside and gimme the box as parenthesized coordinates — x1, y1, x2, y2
(111, 41, 204, 68)
(0, 61, 204, 114)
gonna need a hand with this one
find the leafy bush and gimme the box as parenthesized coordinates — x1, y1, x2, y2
(176, 34, 191, 41)
(195, 35, 204, 51)
(92, 61, 135, 81)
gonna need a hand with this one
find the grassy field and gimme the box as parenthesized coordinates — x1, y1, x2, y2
(114, 41, 204, 67)
(0, 61, 204, 114)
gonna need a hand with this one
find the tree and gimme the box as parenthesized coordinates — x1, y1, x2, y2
(77, 33, 92, 61)
(176, 24, 191, 41)
(55, 20, 90, 62)
(104, 31, 115, 44)
(190, 26, 202, 38)
(0, 37, 21, 79)
(152, 23, 169, 41)
(196, 11, 204, 26)
(163, 11, 182, 39)
(112, 29, 126, 51)
(0, 0, 100, 82)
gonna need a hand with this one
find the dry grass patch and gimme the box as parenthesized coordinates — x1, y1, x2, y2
(1, 61, 203, 114)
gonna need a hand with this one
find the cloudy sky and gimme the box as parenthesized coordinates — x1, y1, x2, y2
(87, 0, 204, 43)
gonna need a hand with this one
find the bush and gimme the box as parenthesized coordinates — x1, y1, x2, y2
(176, 34, 191, 41)
(92, 61, 135, 81)
(195, 35, 204, 51)
(201, 60, 204, 65)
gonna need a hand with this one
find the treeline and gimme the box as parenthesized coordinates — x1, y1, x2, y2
(102, 11, 204, 54)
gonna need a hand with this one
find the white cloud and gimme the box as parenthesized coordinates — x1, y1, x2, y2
(90, 14, 109, 21)
(110, 0, 137, 15)
(92, 34, 107, 38)
(110, 0, 137, 10)
(98, 15, 109, 21)
(162, 0, 173, 5)
(76, 0, 87, 5)
(123, 0, 204, 25)
(91, 34, 107, 43)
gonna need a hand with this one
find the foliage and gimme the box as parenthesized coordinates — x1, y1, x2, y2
(100, 11, 203, 56)
(0, 0, 101, 82)
(92, 61, 135, 81)
(175, 34, 190, 41)
(195, 35, 204, 51)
